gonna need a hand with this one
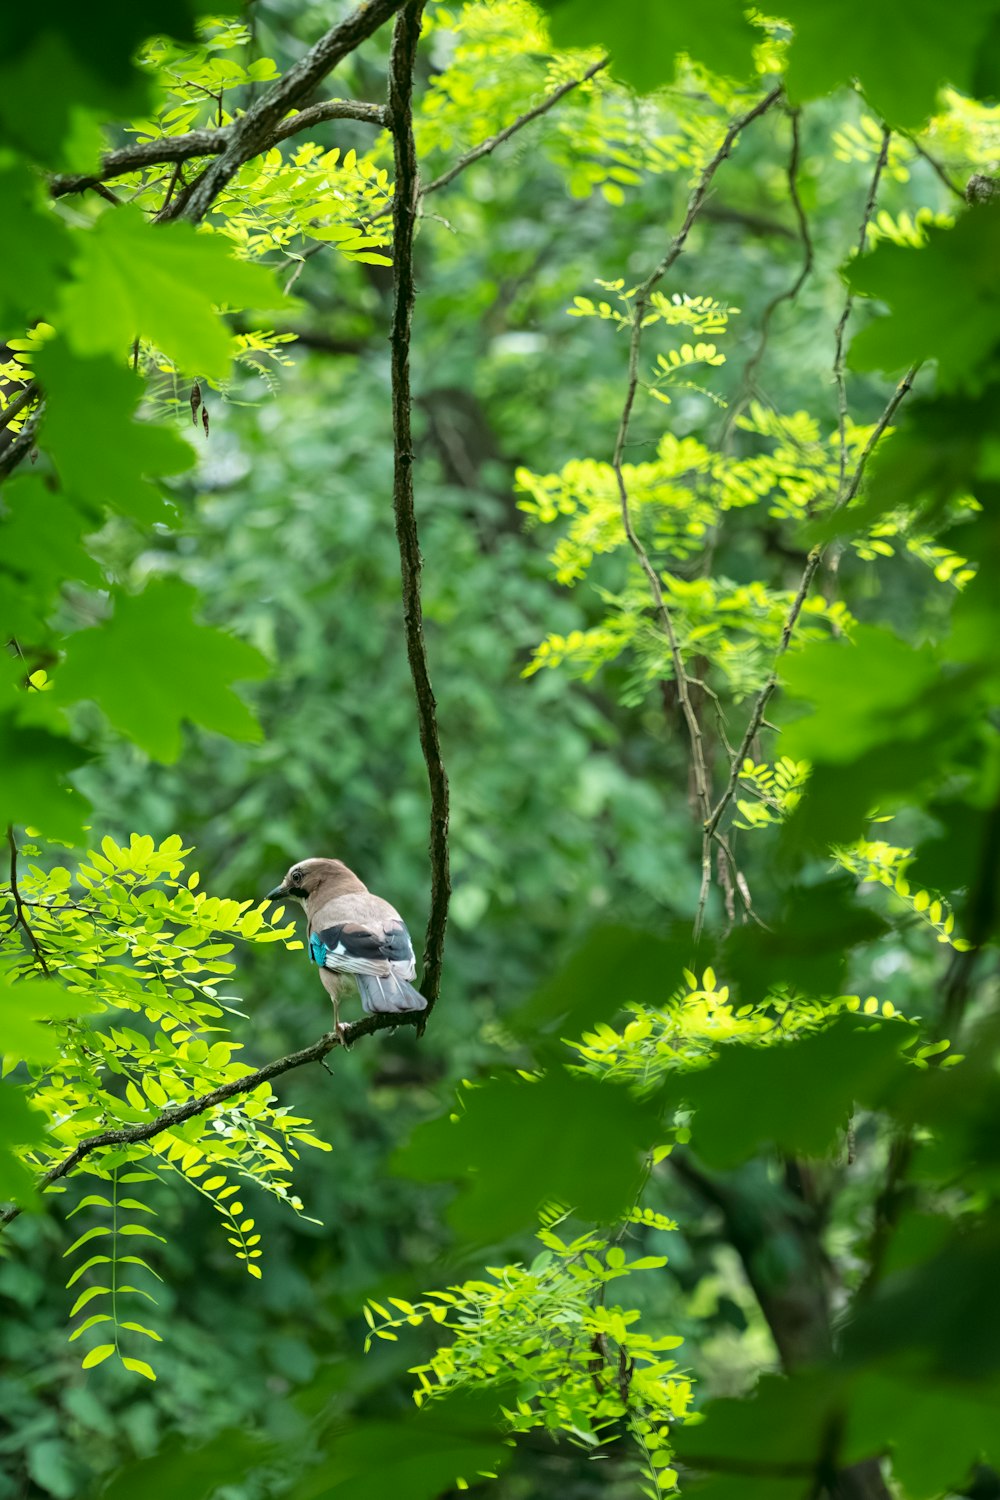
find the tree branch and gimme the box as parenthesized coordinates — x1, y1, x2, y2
(387, 2, 450, 1023)
(160, 0, 409, 223)
(605, 84, 782, 938)
(50, 100, 389, 199)
(0, 1007, 420, 1232)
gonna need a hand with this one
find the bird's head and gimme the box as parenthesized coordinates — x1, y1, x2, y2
(266, 857, 365, 906)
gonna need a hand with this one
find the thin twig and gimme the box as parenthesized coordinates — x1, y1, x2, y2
(0, 1007, 420, 1231)
(837, 362, 920, 511)
(606, 84, 782, 938)
(0, 381, 39, 435)
(724, 106, 814, 440)
(833, 127, 891, 497)
(704, 550, 820, 853)
(5, 828, 52, 975)
(421, 56, 609, 198)
(387, 2, 450, 1024)
(900, 129, 966, 201)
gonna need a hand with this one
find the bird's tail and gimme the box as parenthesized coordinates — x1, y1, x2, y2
(357, 974, 428, 1015)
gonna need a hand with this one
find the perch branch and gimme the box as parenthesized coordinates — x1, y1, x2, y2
(0, 1009, 419, 1231)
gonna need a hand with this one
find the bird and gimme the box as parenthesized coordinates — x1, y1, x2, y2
(265, 857, 428, 1035)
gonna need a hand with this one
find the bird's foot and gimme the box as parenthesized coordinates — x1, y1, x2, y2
(335, 1020, 352, 1049)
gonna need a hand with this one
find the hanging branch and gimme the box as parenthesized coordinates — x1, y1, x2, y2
(387, 1, 450, 1021)
(606, 83, 782, 937)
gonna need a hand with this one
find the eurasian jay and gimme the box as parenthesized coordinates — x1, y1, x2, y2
(266, 857, 428, 1031)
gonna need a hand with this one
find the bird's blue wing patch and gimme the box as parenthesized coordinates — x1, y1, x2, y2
(308, 932, 327, 966)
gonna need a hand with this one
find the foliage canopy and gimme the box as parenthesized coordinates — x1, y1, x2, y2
(3, 1, 1000, 1499)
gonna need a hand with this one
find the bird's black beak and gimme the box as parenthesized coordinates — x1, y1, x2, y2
(265, 885, 287, 902)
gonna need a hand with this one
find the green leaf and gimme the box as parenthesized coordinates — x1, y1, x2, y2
(121, 1356, 157, 1380)
(394, 1070, 660, 1242)
(672, 1370, 844, 1498)
(779, 626, 985, 844)
(0, 161, 70, 324)
(782, 0, 1000, 125)
(0, 1080, 47, 1205)
(0, 715, 91, 843)
(120, 1321, 163, 1341)
(0, 971, 102, 1061)
(34, 340, 194, 525)
(100, 1429, 280, 1500)
(65, 1255, 113, 1288)
(845, 1215, 1000, 1378)
(0, 2, 216, 163)
(81, 1343, 116, 1368)
(68, 1314, 113, 1341)
(25, 1436, 81, 1500)
(0, 477, 102, 638)
(69, 1285, 111, 1316)
(847, 1371, 1000, 1498)
(540, 0, 756, 92)
(287, 1392, 512, 1499)
(63, 1226, 112, 1256)
(725, 877, 887, 1000)
(848, 205, 1000, 389)
(53, 578, 269, 762)
(60, 206, 293, 379)
(512, 923, 692, 1048)
(670, 1014, 912, 1167)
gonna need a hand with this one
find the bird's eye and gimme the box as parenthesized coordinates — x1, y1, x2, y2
(291, 868, 304, 886)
